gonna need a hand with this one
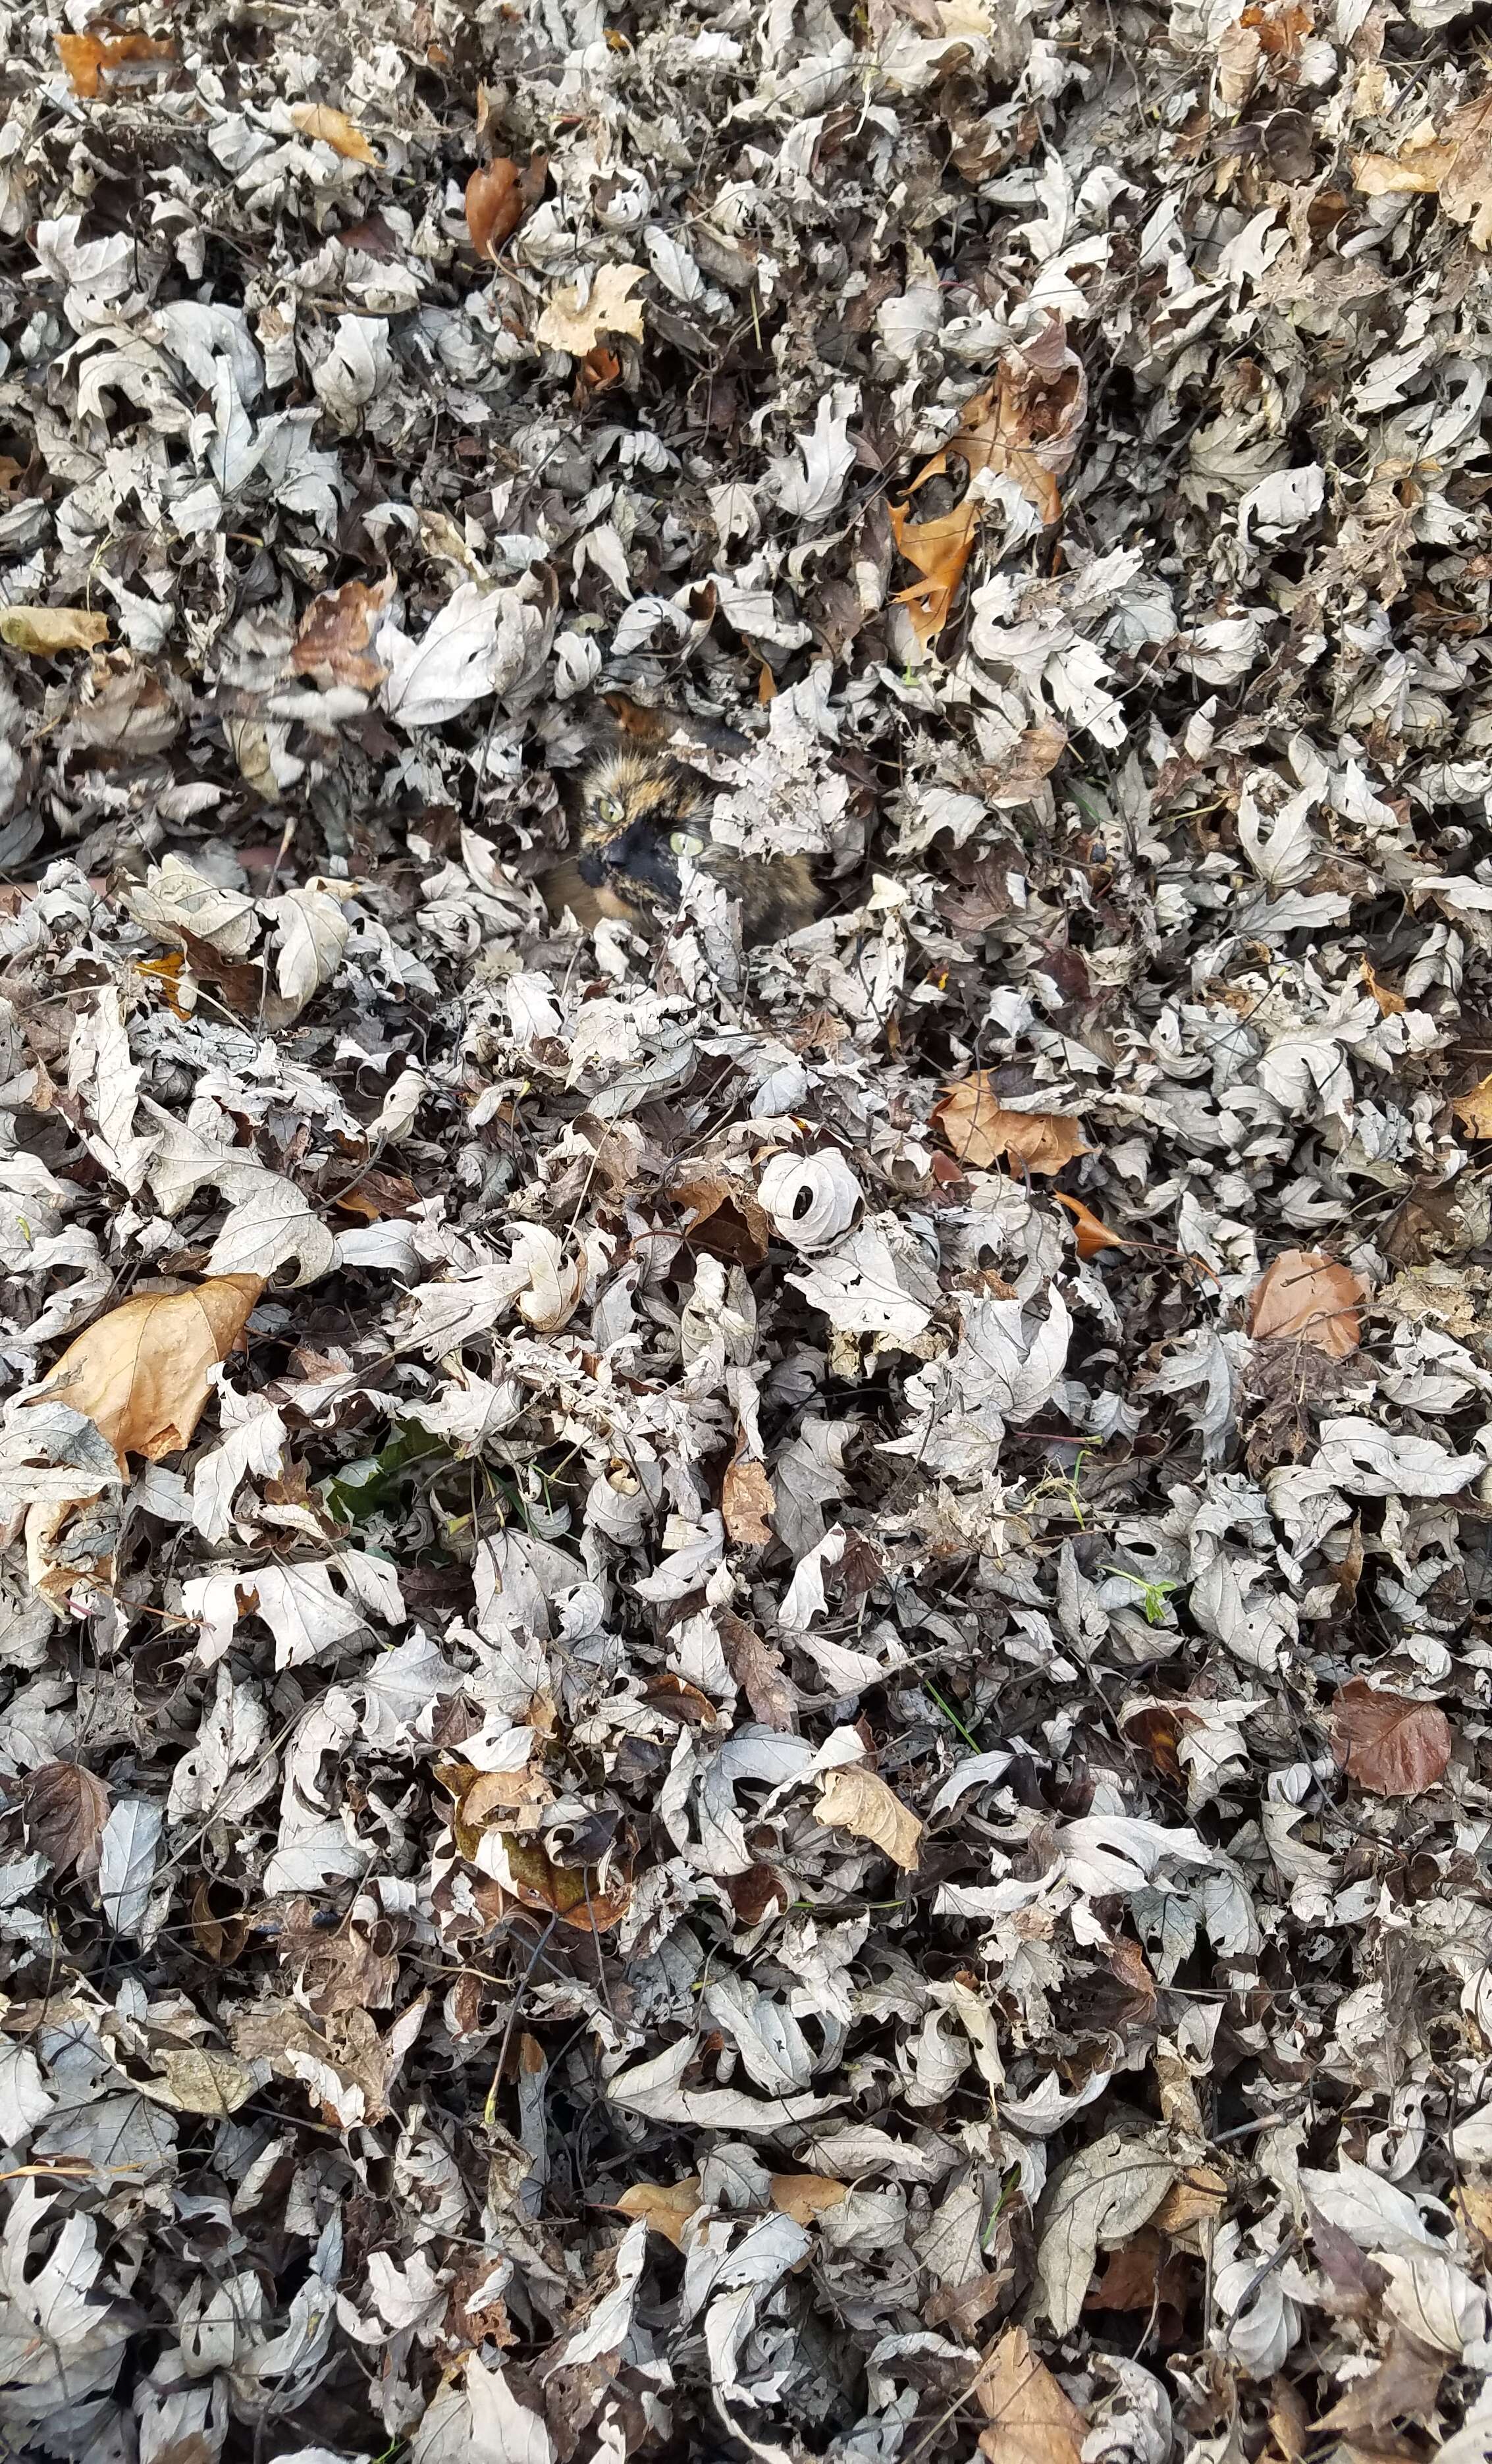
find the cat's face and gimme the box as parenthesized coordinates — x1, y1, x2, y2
(575, 751, 708, 917)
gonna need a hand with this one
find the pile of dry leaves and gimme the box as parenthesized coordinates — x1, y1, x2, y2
(7, 0, 1492, 2459)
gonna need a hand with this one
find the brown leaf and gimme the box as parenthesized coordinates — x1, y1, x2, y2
(1361, 958, 1406, 1017)
(291, 575, 393, 690)
(0, 606, 109, 655)
(814, 1765, 922, 1870)
(891, 323, 1086, 646)
(27, 1278, 264, 1470)
(55, 32, 174, 97)
(985, 723, 1068, 807)
(1410, 92, 1492, 248)
(614, 2177, 703, 2248)
(1152, 2163, 1227, 2234)
(674, 1175, 771, 1267)
(1318, 2327, 1445, 2431)
(1248, 1248, 1366, 1359)
(1330, 1678, 1451, 1798)
(769, 2174, 850, 2226)
(976, 2326, 1086, 2464)
(722, 1452, 776, 1547)
(21, 1761, 111, 1881)
(1053, 1193, 1130, 1260)
(1454, 1069, 1492, 1138)
(716, 1609, 798, 1730)
(290, 102, 381, 163)
(466, 159, 523, 258)
(494, 1833, 629, 1932)
(935, 1077, 1088, 1175)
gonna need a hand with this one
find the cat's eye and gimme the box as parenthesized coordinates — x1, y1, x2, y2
(595, 791, 625, 828)
(670, 829, 705, 859)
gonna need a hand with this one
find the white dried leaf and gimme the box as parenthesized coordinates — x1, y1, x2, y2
(758, 1149, 863, 1248)
(98, 1797, 163, 1936)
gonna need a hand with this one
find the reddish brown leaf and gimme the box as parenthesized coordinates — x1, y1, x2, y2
(466, 155, 545, 260)
(673, 1175, 771, 1267)
(1248, 1248, 1366, 1359)
(21, 1761, 111, 1881)
(1330, 1678, 1451, 1798)
(716, 1610, 798, 1731)
(291, 575, 393, 691)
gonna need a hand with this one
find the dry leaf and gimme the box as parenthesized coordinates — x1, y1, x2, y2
(614, 2177, 703, 2248)
(535, 263, 647, 355)
(935, 1077, 1087, 1175)
(1361, 958, 1406, 1017)
(1330, 1678, 1452, 1798)
(1454, 1071, 1492, 1137)
(21, 1761, 111, 1882)
(1248, 1249, 1366, 1359)
(0, 606, 109, 655)
(1053, 1193, 1130, 1260)
(55, 32, 174, 98)
(1352, 146, 1447, 198)
(290, 103, 380, 165)
(674, 1175, 771, 1267)
(722, 1452, 776, 1546)
(465, 158, 536, 259)
(770, 2174, 850, 2226)
(1152, 2163, 1227, 2234)
(716, 1609, 798, 1731)
(976, 2326, 1086, 2464)
(291, 574, 394, 690)
(26, 1278, 263, 1470)
(891, 321, 1086, 645)
(814, 1765, 922, 1870)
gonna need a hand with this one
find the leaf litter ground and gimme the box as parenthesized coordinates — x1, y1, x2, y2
(5, 1, 1492, 2461)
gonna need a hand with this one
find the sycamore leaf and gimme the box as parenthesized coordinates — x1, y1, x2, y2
(0, 606, 109, 654)
(536, 263, 647, 356)
(25, 1278, 263, 1470)
(1331, 1678, 1452, 1798)
(814, 1765, 923, 1869)
(1248, 1249, 1365, 1359)
(21, 1761, 111, 1882)
(290, 102, 381, 164)
(935, 1077, 1088, 1174)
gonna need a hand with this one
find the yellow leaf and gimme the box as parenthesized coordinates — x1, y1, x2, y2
(0, 606, 109, 655)
(934, 1075, 1087, 1175)
(26, 1277, 264, 1470)
(814, 1765, 922, 1870)
(614, 2178, 702, 2247)
(290, 103, 380, 165)
(535, 264, 647, 356)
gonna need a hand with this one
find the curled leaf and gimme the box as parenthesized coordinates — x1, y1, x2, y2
(1053, 1192, 1130, 1260)
(814, 1765, 922, 1870)
(757, 1150, 863, 1250)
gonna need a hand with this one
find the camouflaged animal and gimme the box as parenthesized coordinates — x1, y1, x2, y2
(543, 744, 820, 944)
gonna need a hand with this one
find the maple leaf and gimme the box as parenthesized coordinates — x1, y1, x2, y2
(1331, 1679, 1452, 1798)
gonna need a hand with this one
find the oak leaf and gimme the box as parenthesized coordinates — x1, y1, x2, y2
(1248, 1249, 1365, 1359)
(814, 1765, 922, 1870)
(536, 264, 646, 355)
(935, 1076, 1087, 1175)
(1330, 1678, 1451, 1798)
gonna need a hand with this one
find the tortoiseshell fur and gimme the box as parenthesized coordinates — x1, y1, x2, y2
(543, 747, 820, 945)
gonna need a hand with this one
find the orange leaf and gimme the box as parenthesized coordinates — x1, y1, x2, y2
(290, 103, 381, 165)
(1247, 1249, 1365, 1359)
(1330, 1678, 1451, 1798)
(934, 1076, 1087, 1175)
(1454, 1071, 1492, 1138)
(55, 32, 174, 98)
(466, 155, 545, 260)
(1053, 1192, 1129, 1260)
